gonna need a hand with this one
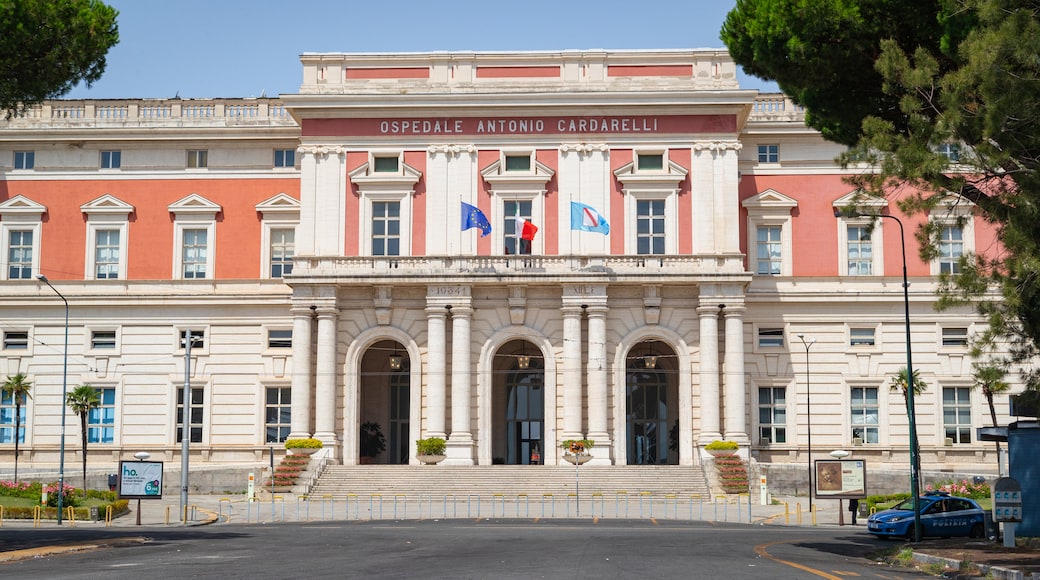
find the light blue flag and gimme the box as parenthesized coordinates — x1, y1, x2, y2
(570, 202, 610, 235)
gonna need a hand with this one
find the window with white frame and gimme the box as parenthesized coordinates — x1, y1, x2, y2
(270, 228, 294, 276)
(850, 327, 876, 347)
(938, 225, 963, 274)
(850, 386, 879, 444)
(636, 152, 664, 171)
(757, 144, 779, 163)
(90, 330, 117, 350)
(0, 390, 27, 443)
(833, 195, 886, 277)
(3, 331, 28, 351)
(942, 327, 969, 347)
(504, 153, 532, 172)
(504, 199, 535, 255)
(265, 386, 291, 443)
(187, 149, 208, 168)
(255, 193, 300, 279)
(480, 152, 554, 256)
(0, 195, 45, 282)
(273, 149, 295, 168)
(176, 385, 205, 443)
(13, 151, 34, 170)
(100, 150, 121, 169)
(373, 155, 400, 173)
(372, 201, 401, 256)
(846, 224, 874, 275)
(758, 328, 784, 348)
(742, 189, 796, 277)
(636, 199, 666, 255)
(169, 194, 220, 280)
(937, 143, 961, 163)
(93, 229, 120, 278)
(7, 230, 33, 279)
(81, 195, 132, 281)
(943, 386, 972, 444)
(758, 386, 787, 443)
(87, 387, 116, 444)
(929, 197, 975, 276)
(267, 329, 292, 349)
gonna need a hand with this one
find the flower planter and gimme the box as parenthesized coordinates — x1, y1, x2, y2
(562, 453, 592, 465)
(417, 454, 446, 465)
(707, 448, 736, 458)
(288, 447, 319, 456)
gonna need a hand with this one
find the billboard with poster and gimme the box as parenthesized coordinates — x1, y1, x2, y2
(118, 460, 164, 499)
(814, 459, 866, 499)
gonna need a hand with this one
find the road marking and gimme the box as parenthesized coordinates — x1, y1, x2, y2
(754, 540, 844, 580)
(831, 572, 861, 577)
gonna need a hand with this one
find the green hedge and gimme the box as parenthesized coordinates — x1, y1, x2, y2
(1, 500, 129, 520)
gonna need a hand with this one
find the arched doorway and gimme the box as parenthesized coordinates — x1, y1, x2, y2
(359, 339, 409, 464)
(625, 341, 679, 465)
(492, 339, 544, 465)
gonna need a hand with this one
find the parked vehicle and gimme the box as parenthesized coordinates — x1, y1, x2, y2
(867, 491, 986, 540)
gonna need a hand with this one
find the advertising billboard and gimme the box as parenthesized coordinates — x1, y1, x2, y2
(118, 460, 164, 499)
(814, 459, 867, 499)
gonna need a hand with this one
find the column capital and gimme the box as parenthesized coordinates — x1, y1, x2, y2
(446, 304, 473, 318)
(697, 304, 726, 317)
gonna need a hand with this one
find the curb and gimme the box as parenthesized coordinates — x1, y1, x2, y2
(0, 537, 150, 565)
(912, 552, 1033, 580)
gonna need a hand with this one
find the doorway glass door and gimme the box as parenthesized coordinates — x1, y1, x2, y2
(505, 366, 543, 465)
(388, 368, 409, 464)
(626, 369, 668, 464)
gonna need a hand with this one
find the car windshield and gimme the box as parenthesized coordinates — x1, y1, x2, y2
(893, 497, 926, 511)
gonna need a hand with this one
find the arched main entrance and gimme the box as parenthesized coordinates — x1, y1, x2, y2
(625, 341, 679, 465)
(359, 339, 410, 464)
(492, 339, 544, 465)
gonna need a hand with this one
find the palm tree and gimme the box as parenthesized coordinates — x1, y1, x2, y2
(888, 367, 927, 403)
(972, 364, 1010, 427)
(2, 373, 32, 482)
(66, 384, 101, 490)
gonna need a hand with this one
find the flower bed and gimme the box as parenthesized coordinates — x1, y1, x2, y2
(713, 454, 749, 494)
(267, 455, 311, 489)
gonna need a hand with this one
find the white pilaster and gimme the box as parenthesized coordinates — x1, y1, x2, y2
(697, 305, 722, 444)
(723, 306, 749, 445)
(561, 305, 584, 440)
(426, 305, 448, 439)
(446, 303, 474, 465)
(297, 145, 346, 256)
(586, 304, 611, 464)
(313, 307, 339, 453)
(288, 307, 313, 440)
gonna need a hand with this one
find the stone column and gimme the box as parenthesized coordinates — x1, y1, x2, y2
(723, 306, 749, 445)
(288, 307, 314, 440)
(561, 305, 584, 440)
(426, 306, 448, 439)
(446, 304, 475, 465)
(313, 307, 339, 452)
(586, 304, 610, 464)
(697, 305, 722, 445)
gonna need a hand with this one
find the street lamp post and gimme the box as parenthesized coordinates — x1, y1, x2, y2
(797, 335, 815, 518)
(181, 332, 200, 525)
(134, 451, 151, 525)
(845, 209, 922, 542)
(36, 275, 69, 526)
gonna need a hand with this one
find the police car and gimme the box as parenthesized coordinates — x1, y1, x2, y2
(867, 491, 986, 540)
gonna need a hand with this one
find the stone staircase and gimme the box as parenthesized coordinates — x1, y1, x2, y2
(308, 465, 711, 500)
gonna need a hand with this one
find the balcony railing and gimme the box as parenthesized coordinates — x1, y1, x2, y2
(2, 99, 296, 128)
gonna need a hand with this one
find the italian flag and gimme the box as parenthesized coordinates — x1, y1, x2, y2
(515, 216, 538, 241)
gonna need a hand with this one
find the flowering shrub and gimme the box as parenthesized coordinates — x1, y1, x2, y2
(713, 455, 749, 493)
(926, 479, 991, 500)
(0, 480, 41, 500)
(268, 455, 311, 489)
(44, 483, 78, 508)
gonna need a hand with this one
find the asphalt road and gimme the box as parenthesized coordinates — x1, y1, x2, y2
(1, 519, 930, 579)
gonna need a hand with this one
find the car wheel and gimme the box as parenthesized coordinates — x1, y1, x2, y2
(970, 523, 984, 539)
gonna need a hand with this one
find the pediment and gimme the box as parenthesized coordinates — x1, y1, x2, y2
(0, 194, 47, 217)
(81, 194, 135, 216)
(613, 160, 688, 192)
(168, 193, 222, 217)
(480, 159, 556, 194)
(832, 189, 887, 212)
(255, 193, 300, 218)
(742, 188, 798, 211)
(349, 162, 422, 194)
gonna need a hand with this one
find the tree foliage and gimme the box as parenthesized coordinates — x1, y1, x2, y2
(723, 0, 1040, 387)
(66, 384, 101, 490)
(2, 373, 32, 482)
(0, 0, 119, 115)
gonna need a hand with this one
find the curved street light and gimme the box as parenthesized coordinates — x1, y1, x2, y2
(36, 275, 69, 526)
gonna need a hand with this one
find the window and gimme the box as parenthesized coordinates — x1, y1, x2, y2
(756, 226, 782, 275)
(87, 387, 115, 444)
(942, 327, 969, 347)
(181, 228, 208, 278)
(100, 150, 121, 169)
(504, 199, 534, 255)
(636, 199, 666, 255)
(274, 149, 295, 168)
(757, 144, 779, 163)
(0, 390, 27, 443)
(176, 386, 204, 443)
(265, 386, 291, 443)
(846, 224, 873, 275)
(267, 329, 292, 349)
(943, 387, 972, 444)
(91, 330, 117, 350)
(850, 387, 879, 444)
(937, 143, 961, 163)
(758, 328, 784, 348)
(758, 387, 787, 444)
(270, 228, 294, 277)
(636, 153, 664, 171)
(13, 151, 34, 170)
(8, 230, 33, 279)
(850, 328, 876, 347)
(93, 229, 120, 279)
(179, 329, 205, 350)
(373, 156, 399, 173)
(3, 331, 28, 351)
(938, 225, 963, 274)
(504, 154, 531, 172)
(371, 201, 401, 256)
(187, 149, 208, 168)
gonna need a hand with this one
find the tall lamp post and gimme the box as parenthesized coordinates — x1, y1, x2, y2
(845, 209, 922, 542)
(36, 275, 69, 526)
(181, 332, 201, 525)
(797, 334, 815, 517)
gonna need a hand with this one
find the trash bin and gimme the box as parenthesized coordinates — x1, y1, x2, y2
(108, 473, 118, 492)
(89, 506, 100, 522)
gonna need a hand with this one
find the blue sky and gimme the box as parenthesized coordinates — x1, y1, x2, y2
(65, 0, 777, 100)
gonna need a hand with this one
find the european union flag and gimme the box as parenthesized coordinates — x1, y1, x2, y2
(461, 201, 492, 237)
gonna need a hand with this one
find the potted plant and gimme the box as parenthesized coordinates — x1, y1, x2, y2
(284, 437, 323, 455)
(415, 436, 447, 464)
(560, 439, 594, 464)
(704, 439, 738, 457)
(360, 421, 386, 463)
